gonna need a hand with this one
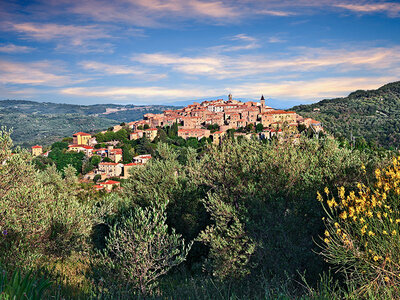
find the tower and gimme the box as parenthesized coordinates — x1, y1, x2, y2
(228, 93, 232, 101)
(260, 95, 265, 107)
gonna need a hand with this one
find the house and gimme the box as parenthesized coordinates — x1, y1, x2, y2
(100, 180, 121, 192)
(130, 130, 144, 140)
(72, 132, 91, 145)
(212, 131, 226, 145)
(178, 128, 211, 139)
(133, 154, 152, 164)
(31, 145, 42, 156)
(108, 148, 123, 162)
(98, 162, 123, 177)
(93, 184, 104, 191)
(68, 144, 94, 157)
(144, 128, 158, 141)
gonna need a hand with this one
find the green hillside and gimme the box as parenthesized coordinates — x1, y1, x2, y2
(0, 100, 178, 147)
(292, 81, 400, 148)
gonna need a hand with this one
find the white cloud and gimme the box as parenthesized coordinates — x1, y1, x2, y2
(0, 59, 86, 86)
(229, 76, 399, 100)
(6, 22, 113, 52)
(79, 61, 167, 80)
(334, 2, 400, 17)
(132, 46, 400, 79)
(0, 43, 34, 53)
(60, 85, 219, 100)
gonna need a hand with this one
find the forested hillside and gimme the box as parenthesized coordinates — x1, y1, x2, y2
(292, 81, 400, 148)
(0, 100, 178, 147)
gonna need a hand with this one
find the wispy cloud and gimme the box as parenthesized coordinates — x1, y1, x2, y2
(0, 43, 34, 53)
(132, 46, 400, 79)
(5, 22, 113, 52)
(334, 2, 400, 17)
(229, 76, 399, 100)
(258, 9, 296, 17)
(60, 85, 218, 100)
(67, 0, 240, 27)
(0, 59, 85, 86)
(79, 61, 167, 80)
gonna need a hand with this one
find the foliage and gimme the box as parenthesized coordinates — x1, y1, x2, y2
(0, 266, 52, 300)
(0, 131, 92, 270)
(320, 157, 400, 297)
(98, 200, 192, 295)
(292, 81, 400, 148)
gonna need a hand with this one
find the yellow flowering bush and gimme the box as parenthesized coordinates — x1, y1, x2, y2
(319, 157, 400, 295)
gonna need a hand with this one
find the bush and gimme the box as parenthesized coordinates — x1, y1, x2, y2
(319, 157, 400, 296)
(97, 201, 192, 295)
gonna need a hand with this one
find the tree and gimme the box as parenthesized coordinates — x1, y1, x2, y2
(51, 141, 68, 150)
(256, 123, 264, 133)
(101, 201, 192, 294)
(90, 155, 101, 167)
(143, 124, 150, 130)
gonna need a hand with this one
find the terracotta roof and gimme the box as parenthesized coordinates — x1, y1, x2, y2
(101, 180, 120, 185)
(125, 163, 144, 166)
(99, 162, 119, 166)
(73, 132, 91, 136)
(31, 145, 42, 149)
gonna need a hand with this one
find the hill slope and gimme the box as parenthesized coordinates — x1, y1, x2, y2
(0, 100, 178, 147)
(292, 81, 400, 148)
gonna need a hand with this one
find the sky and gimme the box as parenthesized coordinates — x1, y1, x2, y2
(0, 0, 399, 106)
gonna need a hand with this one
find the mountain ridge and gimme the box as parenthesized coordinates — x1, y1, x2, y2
(291, 80, 400, 148)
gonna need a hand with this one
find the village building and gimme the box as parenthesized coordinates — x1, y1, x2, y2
(129, 130, 144, 140)
(133, 154, 152, 164)
(144, 128, 158, 141)
(108, 148, 123, 163)
(31, 145, 43, 156)
(178, 128, 211, 139)
(73, 132, 91, 145)
(100, 180, 121, 192)
(98, 162, 123, 177)
(68, 144, 94, 157)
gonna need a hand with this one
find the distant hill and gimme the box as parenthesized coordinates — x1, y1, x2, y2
(0, 100, 178, 147)
(292, 81, 400, 148)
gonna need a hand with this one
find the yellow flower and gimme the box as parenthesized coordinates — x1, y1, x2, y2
(367, 210, 373, 218)
(359, 217, 365, 223)
(368, 231, 375, 236)
(340, 211, 347, 220)
(324, 187, 330, 195)
(361, 226, 367, 235)
(317, 191, 323, 202)
(334, 222, 340, 228)
(324, 230, 330, 237)
(383, 230, 388, 235)
(373, 255, 379, 261)
(324, 238, 330, 244)
(385, 276, 390, 283)
(392, 230, 397, 236)
(336, 229, 342, 234)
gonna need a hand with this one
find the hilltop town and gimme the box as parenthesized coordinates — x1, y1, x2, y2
(31, 95, 322, 191)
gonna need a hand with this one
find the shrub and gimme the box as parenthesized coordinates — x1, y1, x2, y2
(98, 201, 192, 295)
(319, 157, 400, 296)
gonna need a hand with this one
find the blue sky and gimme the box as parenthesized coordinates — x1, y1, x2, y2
(0, 0, 399, 106)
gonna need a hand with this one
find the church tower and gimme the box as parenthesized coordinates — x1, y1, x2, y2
(260, 95, 265, 107)
(228, 93, 232, 101)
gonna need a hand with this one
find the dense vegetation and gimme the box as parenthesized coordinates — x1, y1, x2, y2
(292, 81, 400, 149)
(3, 125, 399, 299)
(0, 100, 178, 147)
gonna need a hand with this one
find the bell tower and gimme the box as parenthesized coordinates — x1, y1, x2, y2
(228, 93, 232, 101)
(260, 95, 265, 107)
